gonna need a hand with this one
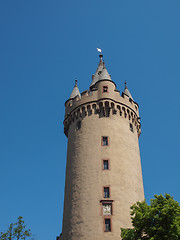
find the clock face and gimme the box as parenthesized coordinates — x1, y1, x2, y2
(103, 204, 112, 215)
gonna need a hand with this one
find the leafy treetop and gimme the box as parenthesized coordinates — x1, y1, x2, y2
(0, 216, 33, 240)
(121, 194, 180, 240)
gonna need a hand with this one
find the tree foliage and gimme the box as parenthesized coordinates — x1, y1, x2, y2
(121, 194, 180, 240)
(0, 216, 33, 240)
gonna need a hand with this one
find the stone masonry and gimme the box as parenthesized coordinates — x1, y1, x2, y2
(58, 54, 144, 240)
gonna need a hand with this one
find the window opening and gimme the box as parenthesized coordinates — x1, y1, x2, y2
(102, 136, 108, 146)
(104, 187, 110, 198)
(105, 219, 111, 232)
(76, 121, 81, 130)
(103, 160, 109, 170)
(103, 86, 108, 93)
(129, 123, 133, 132)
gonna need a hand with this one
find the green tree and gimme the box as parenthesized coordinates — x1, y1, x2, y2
(121, 194, 180, 240)
(0, 216, 33, 240)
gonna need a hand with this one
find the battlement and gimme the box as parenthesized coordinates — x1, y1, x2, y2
(64, 80, 141, 138)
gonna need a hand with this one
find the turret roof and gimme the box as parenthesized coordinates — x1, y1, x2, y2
(90, 54, 112, 87)
(70, 80, 81, 99)
(123, 81, 133, 100)
(99, 62, 112, 81)
(90, 54, 103, 87)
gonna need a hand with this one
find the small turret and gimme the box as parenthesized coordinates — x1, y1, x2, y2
(99, 62, 112, 81)
(123, 81, 133, 100)
(69, 80, 81, 99)
(90, 54, 103, 88)
(90, 55, 114, 90)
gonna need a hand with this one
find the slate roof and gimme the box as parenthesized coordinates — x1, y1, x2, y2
(70, 80, 81, 99)
(90, 54, 112, 87)
(123, 82, 133, 100)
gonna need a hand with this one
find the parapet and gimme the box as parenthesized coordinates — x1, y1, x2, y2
(64, 80, 141, 138)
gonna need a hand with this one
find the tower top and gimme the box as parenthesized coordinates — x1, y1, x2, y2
(69, 79, 81, 99)
(90, 54, 113, 88)
(99, 62, 112, 81)
(90, 54, 103, 87)
(123, 81, 133, 100)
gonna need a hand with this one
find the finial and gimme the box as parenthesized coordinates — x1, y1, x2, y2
(99, 53, 103, 59)
(75, 79, 77, 87)
(125, 81, 127, 89)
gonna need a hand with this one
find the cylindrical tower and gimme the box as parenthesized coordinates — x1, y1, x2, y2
(59, 55, 144, 240)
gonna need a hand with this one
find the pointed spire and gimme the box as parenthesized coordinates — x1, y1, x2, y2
(75, 79, 77, 87)
(123, 81, 133, 100)
(90, 55, 113, 87)
(90, 54, 104, 87)
(125, 81, 127, 89)
(99, 62, 112, 81)
(70, 80, 81, 99)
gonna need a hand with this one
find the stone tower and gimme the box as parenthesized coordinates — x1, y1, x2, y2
(58, 54, 144, 240)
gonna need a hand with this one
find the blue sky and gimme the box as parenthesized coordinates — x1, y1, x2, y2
(0, 0, 180, 239)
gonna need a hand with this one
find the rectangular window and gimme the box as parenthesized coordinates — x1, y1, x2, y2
(102, 136, 108, 146)
(104, 187, 110, 198)
(103, 86, 108, 93)
(103, 160, 109, 170)
(129, 123, 133, 132)
(105, 219, 111, 232)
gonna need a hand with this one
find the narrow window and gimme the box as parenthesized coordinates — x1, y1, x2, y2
(103, 86, 108, 93)
(104, 187, 110, 198)
(129, 123, 133, 132)
(102, 136, 108, 146)
(105, 219, 111, 232)
(103, 160, 109, 170)
(76, 121, 81, 130)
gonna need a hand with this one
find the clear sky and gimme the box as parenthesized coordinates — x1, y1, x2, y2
(0, 0, 180, 239)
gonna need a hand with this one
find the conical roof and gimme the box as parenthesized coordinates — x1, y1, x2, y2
(123, 82, 133, 100)
(90, 54, 103, 87)
(90, 55, 112, 87)
(99, 62, 112, 81)
(70, 80, 81, 99)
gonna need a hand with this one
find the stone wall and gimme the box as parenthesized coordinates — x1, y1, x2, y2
(60, 80, 144, 240)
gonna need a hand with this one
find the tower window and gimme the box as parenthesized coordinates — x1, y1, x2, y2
(76, 121, 81, 130)
(129, 123, 133, 132)
(103, 86, 108, 93)
(103, 160, 109, 170)
(104, 187, 110, 198)
(104, 219, 111, 232)
(102, 136, 109, 146)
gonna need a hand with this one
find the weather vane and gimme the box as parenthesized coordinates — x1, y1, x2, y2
(97, 48, 103, 58)
(97, 48, 102, 53)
